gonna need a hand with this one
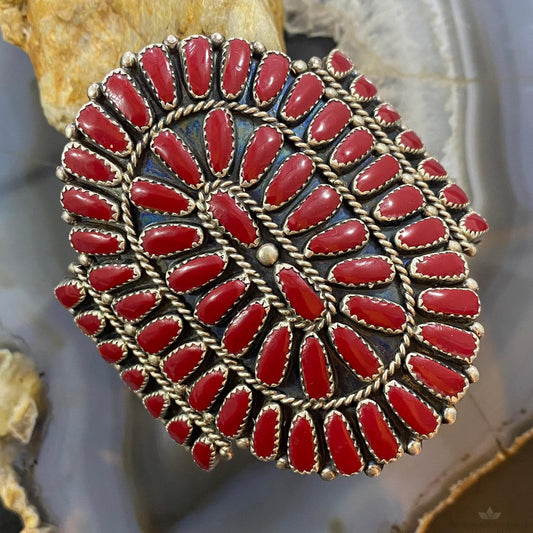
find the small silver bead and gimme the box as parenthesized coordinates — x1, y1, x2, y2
(257, 243, 279, 266)
(276, 456, 289, 470)
(465, 278, 479, 291)
(351, 115, 366, 127)
(465, 365, 480, 383)
(324, 87, 338, 99)
(61, 211, 76, 225)
(78, 253, 91, 266)
(365, 463, 382, 477)
(252, 41, 266, 56)
(120, 51, 137, 69)
(56, 166, 69, 182)
(442, 406, 457, 424)
(100, 292, 113, 305)
(124, 323, 137, 337)
(68, 262, 80, 275)
(406, 439, 422, 456)
(164, 34, 179, 48)
(235, 437, 250, 449)
(374, 143, 390, 155)
(210, 33, 225, 47)
(402, 174, 416, 185)
(64, 123, 78, 140)
(448, 240, 462, 252)
(291, 59, 307, 74)
(320, 466, 337, 481)
(148, 354, 160, 366)
(424, 204, 439, 216)
(308, 56, 322, 69)
(87, 83, 101, 100)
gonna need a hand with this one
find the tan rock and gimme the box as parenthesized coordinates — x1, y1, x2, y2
(0, 0, 285, 131)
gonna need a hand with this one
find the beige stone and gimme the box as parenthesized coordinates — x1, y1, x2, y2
(0, 0, 285, 131)
(0, 349, 47, 532)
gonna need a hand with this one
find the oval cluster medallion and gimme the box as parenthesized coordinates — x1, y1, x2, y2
(56, 35, 487, 478)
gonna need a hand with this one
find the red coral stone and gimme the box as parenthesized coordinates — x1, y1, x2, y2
(387, 383, 439, 436)
(419, 158, 447, 180)
(136, 316, 182, 355)
(397, 130, 424, 151)
(192, 439, 216, 470)
(252, 405, 280, 460)
(300, 335, 332, 400)
(418, 323, 478, 361)
(396, 217, 448, 250)
(221, 38, 252, 98)
(330, 256, 393, 287)
(324, 412, 363, 475)
(97, 341, 127, 364)
(286, 185, 341, 233)
(152, 130, 203, 187)
(308, 100, 351, 145)
(375, 185, 425, 221)
(196, 279, 247, 325)
(114, 291, 159, 322)
(463, 212, 489, 233)
(306, 219, 368, 256)
(241, 125, 283, 185)
(407, 354, 468, 400)
(440, 184, 469, 208)
(144, 394, 167, 418)
(204, 109, 234, 176)
(189, 368, 227, 411)
(256, 325, 292, 386)
(62, 187, 116, 221)
(63, 146, 119, 184)
(353, 154, 401, 195)
(140, 46, 176, 105)
(254, 52, 290, 104)
(350, 75, 378, 100)
(104, 72, 151, 128)
(75, 312, 104, 336)
(282, 73, 324, 120)
(288, 414, 317, 473)
(357, 401, 399, 462)
(209, 192, 258, 245)
(331, 128, 374, 168)
(55, 282, 85, 308)
(411, 251, 467, 281)
(328, 50, 353, 77)
(141, 224, 202, 257)
(76, 103, 130, 154)
(420, 288, 480, 318)
(88, 264, 138, 291)
(163, 343, 205, 383)
(130, 179, 192, 214)
(70, 229, 123, 255)
(375, 103, 401, 126)
(224, 302, 267, 355)
(264, 153, 314, 208)
(167, 254, 226, 294)
(344, 295, 407, 333)
(167, 416, 192, 445)
(330, 324, 381, 379)
(183, 36, 212, 97)
(216, 386, 252, 437)
(121, 367, 147, 392)
(277, 267, 324, 320)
